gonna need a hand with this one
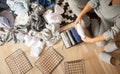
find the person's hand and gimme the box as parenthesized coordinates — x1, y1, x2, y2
(74, 16, 82, 30)
(81, 36, 94, 43)
(74, 16, 82, 25)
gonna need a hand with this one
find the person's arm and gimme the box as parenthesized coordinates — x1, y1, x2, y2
(103, 16, 120, 41)
(75, 4, 93, 24)
(82, 34, 105, 43)
(74, 4, 93, 38)
(82, 15, 120, 43)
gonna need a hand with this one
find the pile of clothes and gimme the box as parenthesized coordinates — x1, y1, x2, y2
(0, 0, 64, 57)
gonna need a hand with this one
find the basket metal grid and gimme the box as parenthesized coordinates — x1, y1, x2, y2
(65, 59, 85, 74)
(35, 47, 64, 74)
(5, 49, 33, 74)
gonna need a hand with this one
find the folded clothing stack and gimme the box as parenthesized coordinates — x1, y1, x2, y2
(61, 27, 82, 48)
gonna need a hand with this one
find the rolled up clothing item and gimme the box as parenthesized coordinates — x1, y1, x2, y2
(70, 27, 82, 44)
(30, 47, 42, 57)
(30, 40, 45, 57)
(60, 31, 72, 48)
(99, 51, 120, 65)
(66, 30, 76, 45)
(76, 20, 86, 38)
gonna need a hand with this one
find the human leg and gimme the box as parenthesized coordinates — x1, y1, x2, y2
(104, 41, 120, 52)
(98, 51, 120, 65)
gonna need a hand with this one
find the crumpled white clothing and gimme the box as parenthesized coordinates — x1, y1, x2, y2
(15, 13, 29, 26)
(45, 24, 60, 34)
(54, 4, 64, 14)
(7, 0, 30, 15)
(45, 23, 60, 46)
(24, 35, 37, 47)
(43, 4, 64, 24)
(30, 40, 45, 57)
(28, 23, 61, 46)
(46, 32, 61, 46)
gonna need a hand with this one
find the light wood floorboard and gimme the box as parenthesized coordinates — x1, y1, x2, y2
(0, 23, 120, 74)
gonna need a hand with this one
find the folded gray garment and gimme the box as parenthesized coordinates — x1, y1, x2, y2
(41, 28, 52, 41)
(61, 31, 72, 48)
(45, 24, 60, 34)
(66, 30, 76, 46)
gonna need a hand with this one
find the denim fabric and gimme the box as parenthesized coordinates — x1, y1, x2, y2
(32, 0, 55, 7)
(70, 28, 82, 44)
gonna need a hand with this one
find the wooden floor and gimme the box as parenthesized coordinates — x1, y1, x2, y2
(0, 23, 120, 74)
